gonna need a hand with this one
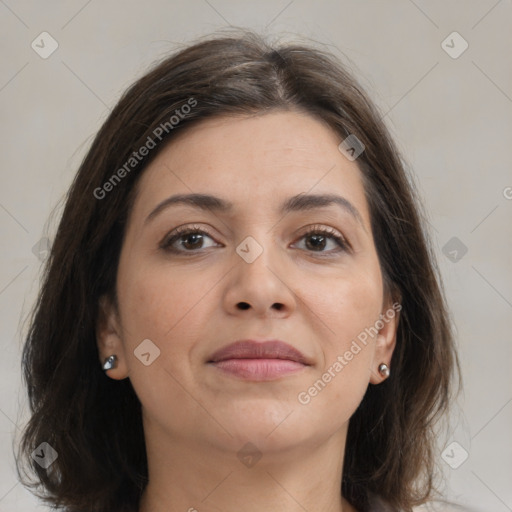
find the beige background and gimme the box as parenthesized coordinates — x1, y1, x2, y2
(1, 1, 511, 511)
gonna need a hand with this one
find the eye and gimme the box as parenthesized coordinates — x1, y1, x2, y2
(160, 225, 220, 253)
(159, 224, 350, 255)
(293, 225, 350, 255)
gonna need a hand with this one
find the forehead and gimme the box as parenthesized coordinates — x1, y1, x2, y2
(131, 110, 371, 226)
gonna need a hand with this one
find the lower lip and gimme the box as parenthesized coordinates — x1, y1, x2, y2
(210, 358, 307, 381)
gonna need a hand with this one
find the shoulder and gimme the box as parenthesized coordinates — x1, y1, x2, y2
(367, 495, 483, 512)
(413, 501, 487, 512)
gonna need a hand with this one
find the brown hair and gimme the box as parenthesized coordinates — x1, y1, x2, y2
(16, 29, 460, 512)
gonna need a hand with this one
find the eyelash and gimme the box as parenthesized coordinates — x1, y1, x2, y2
(160, 224, 350, 256)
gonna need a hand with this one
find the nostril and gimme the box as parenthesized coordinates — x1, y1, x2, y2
(237, 302, 250, 310)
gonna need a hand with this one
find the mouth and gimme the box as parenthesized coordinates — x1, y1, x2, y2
(207, 339, 311, 381)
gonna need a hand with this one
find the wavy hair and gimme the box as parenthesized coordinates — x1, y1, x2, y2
(16, 29, 460, 512)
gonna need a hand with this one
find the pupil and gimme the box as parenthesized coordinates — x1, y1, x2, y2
(183, 234, 202, 249)
(307, 234, 325, 250)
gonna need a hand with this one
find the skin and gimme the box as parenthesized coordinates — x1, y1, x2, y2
(96, 110, 399, 512)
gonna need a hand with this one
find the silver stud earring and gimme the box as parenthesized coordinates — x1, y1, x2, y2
(102, 355, 117, 371)
(378, 363, 390, 379)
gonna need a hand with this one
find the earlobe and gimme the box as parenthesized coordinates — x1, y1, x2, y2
(369, 301, 400, 385)
(96, 295, 129, 380)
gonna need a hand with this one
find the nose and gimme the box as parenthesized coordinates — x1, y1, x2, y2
(222, 239, 297, 318)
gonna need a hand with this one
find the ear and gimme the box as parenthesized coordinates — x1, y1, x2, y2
(96, 294, 129, 380)
(369, 298, 401, 385)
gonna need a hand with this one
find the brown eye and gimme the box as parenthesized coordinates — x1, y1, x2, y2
(294, 226, 349, 254)
(160, 227, 219, 253)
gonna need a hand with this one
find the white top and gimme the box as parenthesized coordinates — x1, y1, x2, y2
(368, 495, 482, 512)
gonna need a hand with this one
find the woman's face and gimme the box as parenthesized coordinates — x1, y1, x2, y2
(98, 110, 398, 456)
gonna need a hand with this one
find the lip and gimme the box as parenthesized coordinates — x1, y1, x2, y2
(208, 340, 311, 381)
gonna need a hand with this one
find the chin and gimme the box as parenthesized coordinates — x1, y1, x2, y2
(217, 406, 312, 450)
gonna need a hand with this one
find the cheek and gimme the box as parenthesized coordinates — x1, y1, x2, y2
(115, 263, 213, 418)
(295, 270, 381, 416)
(295, 260, 382, 406)
(296, 358, 371, 433)
(117, 260, 209, 343)
(302, 262, 383, 348)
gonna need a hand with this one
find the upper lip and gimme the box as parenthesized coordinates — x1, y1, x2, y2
(208, 340, 311, 365)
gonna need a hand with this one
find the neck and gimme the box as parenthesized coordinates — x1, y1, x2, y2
(138, 418, 357, 512)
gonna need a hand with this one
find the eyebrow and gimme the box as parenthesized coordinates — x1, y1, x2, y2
(144, 192, 365, 228)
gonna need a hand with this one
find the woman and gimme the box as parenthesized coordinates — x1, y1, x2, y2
(17, 29, 460, 512)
